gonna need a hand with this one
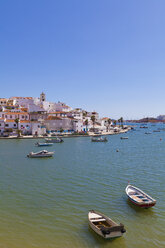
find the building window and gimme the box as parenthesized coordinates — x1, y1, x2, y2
(14, 124, 16, 127)
(5, 124, 9, 127)
(10, 115, 12, 119)
(22, 115, 24, 119)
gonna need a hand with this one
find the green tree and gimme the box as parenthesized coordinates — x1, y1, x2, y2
(107, 118, 112, 132)
(15, 118, 21, 137)
(91, 115, 96, 129)
(120, 117, 124, 128)
(84, 119, 88, 132)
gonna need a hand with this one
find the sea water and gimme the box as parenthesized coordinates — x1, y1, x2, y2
(0, 124, 164, 248)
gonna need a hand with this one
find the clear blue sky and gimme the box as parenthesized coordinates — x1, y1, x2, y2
(1, 0, 165, 119)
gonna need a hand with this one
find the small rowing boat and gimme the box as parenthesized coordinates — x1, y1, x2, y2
(91, 137, 108, 142)
(88, 210, 126, 239)
(125, 184, 156, 208)
(27, 150, 54, 158)
(35, 142, 53, 147)
(120, 137, 128, 140)
(45, 137, 64, 143)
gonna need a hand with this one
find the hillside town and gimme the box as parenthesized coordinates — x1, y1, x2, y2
(0, 93, 127, 137)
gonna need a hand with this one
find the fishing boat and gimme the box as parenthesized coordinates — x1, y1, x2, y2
(91, 137, 108, 142)
(45, 137, 64, 143)
(120, 137, 128, 139)
(88, 210, 126, 239)
(35, 142, 53, 147)
(27, 150, 54, 158)
(125, 184, 156, 208)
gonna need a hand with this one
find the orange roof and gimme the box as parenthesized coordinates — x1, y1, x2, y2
(4, 119, 30, 123)
(46, 116, 62, 120)
(20, 108, 28, 112)
(3, 112, 29, 115)
(48, 111, 67, 114)
(11, 97, 33, 99)
(4, 119, 15, 122)
(20, 120, 31, 123)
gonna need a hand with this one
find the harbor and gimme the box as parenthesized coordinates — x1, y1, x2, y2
(0, 123, 164, 248)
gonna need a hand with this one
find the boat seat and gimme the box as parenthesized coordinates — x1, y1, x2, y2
(91, 218, 106, 222)
(131, 195, 143, 202)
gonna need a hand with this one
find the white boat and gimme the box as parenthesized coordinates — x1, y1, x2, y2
(35, 142, 53, 147)
(27, 150, 54, 158)
(45, 137, 64, 143)
(125, 184, 156, 208)
(91, 137, 108, 142)
(88, 210, 126, 239)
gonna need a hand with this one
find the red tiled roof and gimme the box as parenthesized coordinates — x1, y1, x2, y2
(2, 112, 29, 115)
(46, 116, 62, 120)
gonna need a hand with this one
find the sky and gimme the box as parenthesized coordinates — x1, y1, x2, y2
(0, 0, 165, 119)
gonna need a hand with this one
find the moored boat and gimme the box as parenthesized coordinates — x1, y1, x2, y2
(45, 137, 64, 143)
(125, 184, 156, 208)
(27, 150, 54, 158)
(91, 137, 108, 142)
(35, 142, 53, 147)
(88, 210, 126, 239)
(120, 137, 128, 139)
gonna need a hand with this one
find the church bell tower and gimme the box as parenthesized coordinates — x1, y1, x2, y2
(40, 92, 46, 102)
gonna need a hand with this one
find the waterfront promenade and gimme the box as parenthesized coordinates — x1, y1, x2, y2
(0, 128, 130, 139)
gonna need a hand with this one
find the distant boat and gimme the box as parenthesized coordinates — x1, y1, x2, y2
(88, 210, 126, 239)
(140, 126, 148, 128)
(35, 142, 53, 147)
(45, 137, 64, 143)
(125, 184, 156, 208)
(120, 137, 128, 140)
(27, 150, 54, 158)
(153, 130, 160, 132)
(145, 132, 152, 134)
(91, 136, 108, 142)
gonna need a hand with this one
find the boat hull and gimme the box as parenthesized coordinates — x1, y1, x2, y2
(27, 154, 54, 158)
(89, 222, 123, 239)
(128, 196, 156, 208)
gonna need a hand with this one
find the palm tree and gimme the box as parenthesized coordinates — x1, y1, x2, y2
(84, 119, 88, 132)
(118, 118, 121, 127)
(120, 117, 124, 128)
(113, 120, 117, 126)
(15, 118, 21, 137)
(91, 115, 96, 129)
(107, 118, 112, 132)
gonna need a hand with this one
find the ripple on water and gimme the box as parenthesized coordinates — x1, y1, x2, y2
(0, 129, 165, 248)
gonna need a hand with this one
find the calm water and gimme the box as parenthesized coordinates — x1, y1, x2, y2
(0, 124, 165, 248)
